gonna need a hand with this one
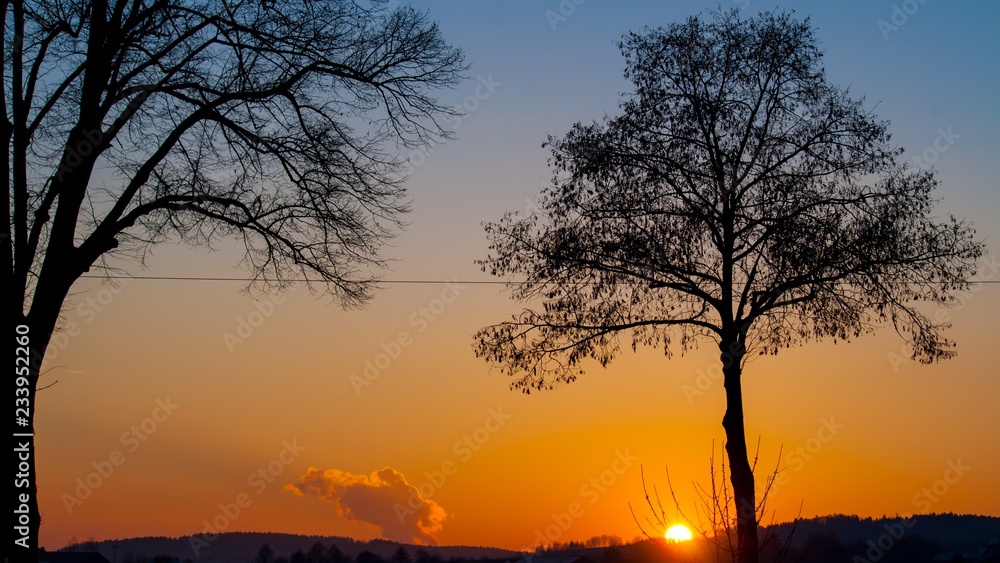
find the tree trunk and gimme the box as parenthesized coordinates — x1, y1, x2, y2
(13, 313, 47, 563)
(14, 272, 67, 563)
(721, 357, 758, 563)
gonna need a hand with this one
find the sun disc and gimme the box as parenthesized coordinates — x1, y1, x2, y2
(665, 524, 693, 542)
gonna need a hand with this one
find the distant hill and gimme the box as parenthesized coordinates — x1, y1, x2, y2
(540, 513, 1000, 563)
(63, 532, 521, 563)
(765, 512, 1000, 550)
(60, 513, 1000, 563)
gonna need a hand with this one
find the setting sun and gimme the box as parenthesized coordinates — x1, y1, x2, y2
(665, 524, 693, 542)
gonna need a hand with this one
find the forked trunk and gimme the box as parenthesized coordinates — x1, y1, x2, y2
(722, 359, 758, 563)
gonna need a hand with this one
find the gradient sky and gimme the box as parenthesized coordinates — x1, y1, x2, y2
(38, 0, 1000, 552)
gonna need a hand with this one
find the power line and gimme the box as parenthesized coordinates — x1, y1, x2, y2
(77, 274, 505, 284)
(77, 274, 1000, 285)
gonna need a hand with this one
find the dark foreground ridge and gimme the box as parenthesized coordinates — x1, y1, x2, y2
(56, 513, 1000, 563)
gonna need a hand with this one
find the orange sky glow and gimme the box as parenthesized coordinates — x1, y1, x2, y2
(34, 0, 1000, 553)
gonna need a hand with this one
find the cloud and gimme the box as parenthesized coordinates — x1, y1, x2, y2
(285, 467, 447, 545)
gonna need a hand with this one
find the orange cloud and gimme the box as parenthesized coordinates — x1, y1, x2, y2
(284, 467, 446, 545)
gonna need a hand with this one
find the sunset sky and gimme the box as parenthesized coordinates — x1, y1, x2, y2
(37, 0, 999, 552)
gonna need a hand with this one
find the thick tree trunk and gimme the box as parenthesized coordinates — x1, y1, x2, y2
(721, 357, 758, 563)
(13, 313, 47, 563)
(13, 274, 70, 563)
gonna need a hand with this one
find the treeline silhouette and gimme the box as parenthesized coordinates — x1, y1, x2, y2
(768, 513, 1000, 550)
(767, 514, 1000, 563)
(248, 534, 999, 563)
(535, 535, 625, 551)
(252, 544, 495, 563)
(119, 556, 188, 563)
(520, 516, 999, 563)
(62, 532, 519, 563)
(61, 514, 999, 563)
(536, 536, 999, 563)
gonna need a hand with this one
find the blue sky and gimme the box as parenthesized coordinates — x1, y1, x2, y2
(386, 0, 999, 282)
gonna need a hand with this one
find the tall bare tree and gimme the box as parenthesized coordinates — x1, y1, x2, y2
(5, 0, 463, 557)
(473, 10, 983, 563)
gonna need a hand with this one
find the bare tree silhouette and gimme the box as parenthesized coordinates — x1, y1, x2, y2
(631, 443, 799, 562)
(473, 9, 983, 563)
(5, 0, 463, 558)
